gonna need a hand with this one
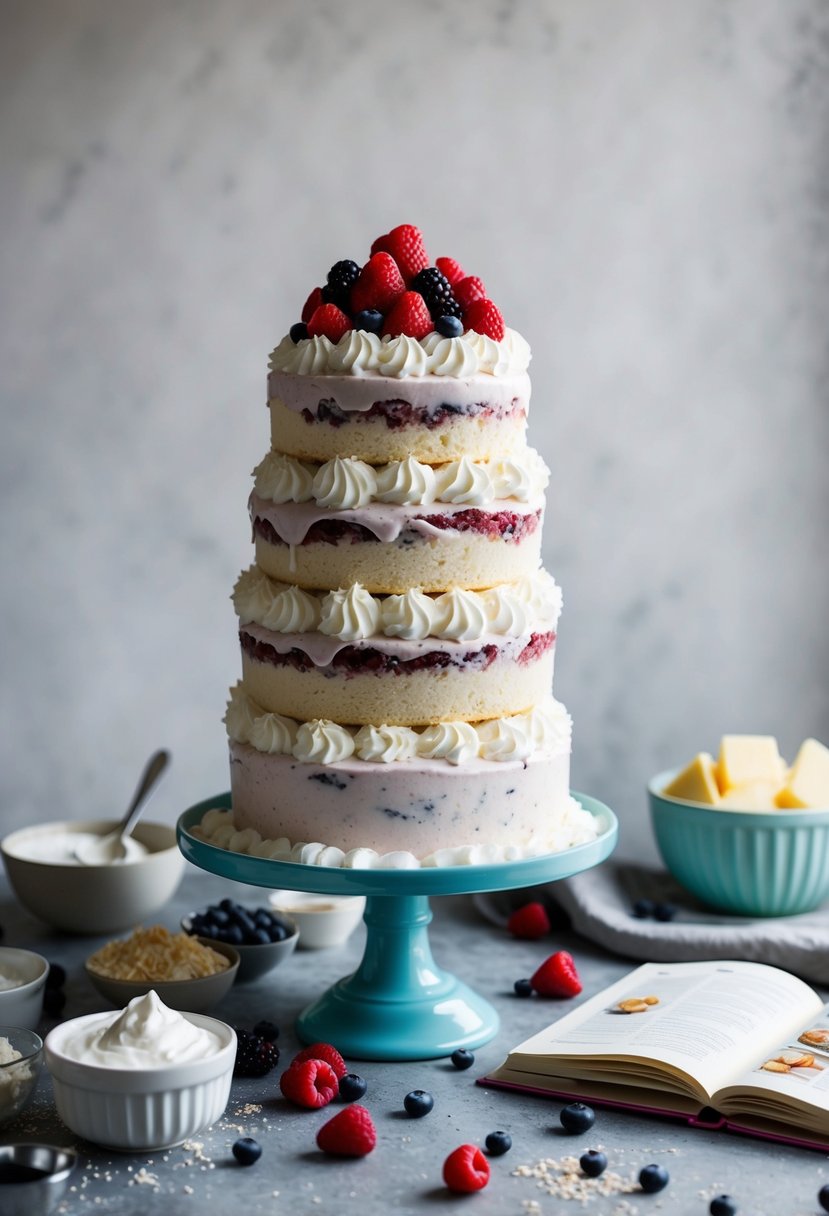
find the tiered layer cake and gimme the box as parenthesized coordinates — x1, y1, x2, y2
(195, 229, 597, 867)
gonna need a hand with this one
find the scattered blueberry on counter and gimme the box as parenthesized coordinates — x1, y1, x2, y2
(338, 1073, 367, 1103)
(450, 1049, 475, 1070)
(710, 1197, 737, 1216)
(484, 1130, 512, 1156)
(404, 1089, 434, 1117)
(42, 988, 66, 1017)
(819, 1183, 829, 1213)
(46, 962, 66, 989)
(639, 1163, 669, 1193)
(631, 899, 677, 923)
(559, 1102, 595, 1134)
(513, 978, 533, 998)
(232, 1137, 262, 1166)
(42, 959, 68, 1017)
(579, 1149, 607, 1177)
(187, 899, 294, 946)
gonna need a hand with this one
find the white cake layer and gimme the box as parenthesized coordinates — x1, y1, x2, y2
(239, 630, 555, 726)
(229, 739, 571, 859)
(251, 496, 544, 593)
(269, 397, 526, 464)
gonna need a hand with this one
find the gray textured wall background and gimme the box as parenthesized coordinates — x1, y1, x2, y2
(2, 0, 828, 861)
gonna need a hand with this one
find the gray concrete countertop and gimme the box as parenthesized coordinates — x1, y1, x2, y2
(1, 864, 827, 1216)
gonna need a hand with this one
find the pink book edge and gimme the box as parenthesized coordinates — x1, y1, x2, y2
(477, 1075, 829, 1153)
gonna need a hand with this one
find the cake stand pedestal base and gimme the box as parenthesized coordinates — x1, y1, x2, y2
(178, 792, 617, 1060)
(296, 894, 498, 1059)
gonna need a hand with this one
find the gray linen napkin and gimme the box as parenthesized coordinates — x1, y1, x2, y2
(474, 863, 829, 986)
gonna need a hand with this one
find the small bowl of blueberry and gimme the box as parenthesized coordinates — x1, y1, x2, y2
(182, 899, 298, 984)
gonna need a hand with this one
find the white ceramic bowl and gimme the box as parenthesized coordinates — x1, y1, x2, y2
(85, 939, 240, 1013)
(268, 891, 365, 949)
(0, 949, 49, 1029)
(1, 820, 185, 934)
(0, 1027, 43, 1126)
(44, 1012, 236, 1150)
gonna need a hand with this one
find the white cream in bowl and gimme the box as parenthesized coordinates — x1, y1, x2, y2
(44, 993, 235, 1150)
(58, 991, 224, 1068)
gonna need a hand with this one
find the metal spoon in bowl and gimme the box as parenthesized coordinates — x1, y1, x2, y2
(73, 749, 171, 865)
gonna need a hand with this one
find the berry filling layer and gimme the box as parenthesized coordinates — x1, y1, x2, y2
(252, 508, 541, 549)
(239, 630, 554, 676)
(300, 398, 524, 431)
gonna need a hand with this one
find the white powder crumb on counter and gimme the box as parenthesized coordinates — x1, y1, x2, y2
(181, 1140, 212, 1163)
(129, 1168, 160, 1189)
(513, 1155, 638, 1203)
(183, 1185, 194, 1195)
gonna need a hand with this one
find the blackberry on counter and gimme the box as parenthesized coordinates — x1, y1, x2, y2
(323, 259, 361, 310)
(411, 267, 462, 321)
(233, 1029, 280, 1077)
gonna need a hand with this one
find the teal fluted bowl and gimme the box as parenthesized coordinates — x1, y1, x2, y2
(648, 770, 829, 917)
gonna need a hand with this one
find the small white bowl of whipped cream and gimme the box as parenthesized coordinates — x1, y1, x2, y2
(1, 820, 184, 934)
(0, 949, 49, 1030)
(44, 990, 236, 1150)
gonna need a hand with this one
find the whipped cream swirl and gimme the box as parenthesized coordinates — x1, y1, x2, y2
(269, 327, 531, 378)
(253, 448, 547, 510)
(225, 685, 571, 766)
(319, 584, 381, 641)
(59, 991, 224, 1067)
(233, 568, 561, 643)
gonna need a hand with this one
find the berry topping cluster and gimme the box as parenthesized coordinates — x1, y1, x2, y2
(291, 224, 506, 344)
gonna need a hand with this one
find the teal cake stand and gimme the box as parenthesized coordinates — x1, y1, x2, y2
(178, 793, 617, 1060)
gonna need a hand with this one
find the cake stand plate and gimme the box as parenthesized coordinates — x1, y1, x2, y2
(177, 793, 617, 1060)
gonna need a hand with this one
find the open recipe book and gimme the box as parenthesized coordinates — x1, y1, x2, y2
(481, 960, 829, 1150)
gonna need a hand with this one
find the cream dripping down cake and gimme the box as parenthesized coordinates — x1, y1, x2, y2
(194, 224, 597, 868)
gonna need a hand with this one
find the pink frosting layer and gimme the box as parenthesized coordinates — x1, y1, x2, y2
(239, 622, 550, 668)
(229, 741, 571, 858)
(268, 370, 531, 416)
(248, 493, 545, 546)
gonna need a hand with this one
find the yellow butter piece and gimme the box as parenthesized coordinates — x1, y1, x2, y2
(776, 738, 829, 809)
(663, 753, 721, 804)
(716, 735, 785, 793)
(719, 781, 780, 811)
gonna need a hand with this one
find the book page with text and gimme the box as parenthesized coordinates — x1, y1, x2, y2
(508, 961, 822, 1100)
(715, 1005, 829, 1127)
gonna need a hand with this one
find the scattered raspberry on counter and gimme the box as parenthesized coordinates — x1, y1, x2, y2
(531, 950, 582, 998)
(507, 901, 551, 940)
